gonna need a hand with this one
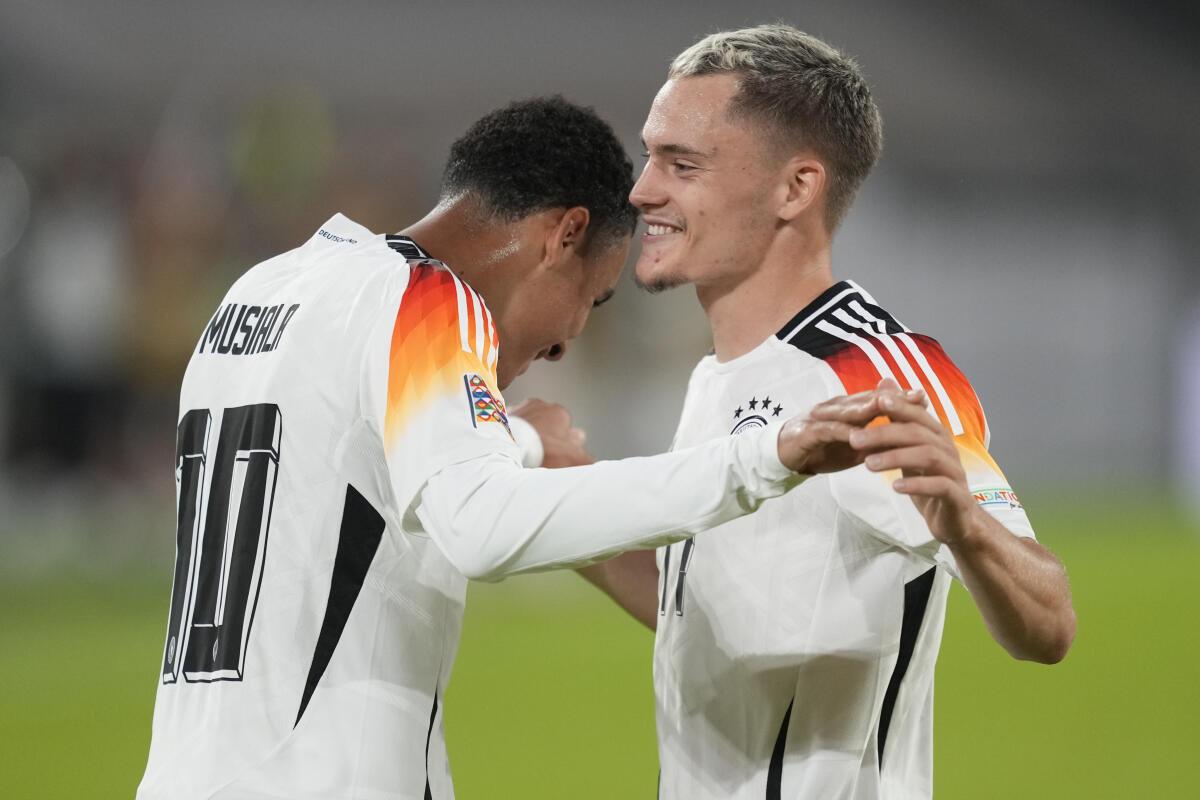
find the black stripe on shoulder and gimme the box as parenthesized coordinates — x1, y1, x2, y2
(877, 567, 936, 767)
(386, 234, 431, 260)
(774, 281, 853, 342)
(850, 297, 905, 334)
(295, 485, 386, 726)
(775, 281, 861, 360)
(781, 316, 850, 362)
(776, 281, 906, 362)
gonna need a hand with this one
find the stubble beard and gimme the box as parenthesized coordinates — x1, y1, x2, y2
(633, 262, 690, 294)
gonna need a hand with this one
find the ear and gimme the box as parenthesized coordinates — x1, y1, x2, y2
(776, 156, 826, 223)
(542, 206, 591, 267)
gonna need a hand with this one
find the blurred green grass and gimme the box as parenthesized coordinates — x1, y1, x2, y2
(1, 500, 1196, 798)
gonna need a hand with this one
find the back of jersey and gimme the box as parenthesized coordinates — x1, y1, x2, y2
(138, 214, 486, 800)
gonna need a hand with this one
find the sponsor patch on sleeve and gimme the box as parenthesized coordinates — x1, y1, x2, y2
(972, 487, 1023, 510)
(463, 373, 512, 437)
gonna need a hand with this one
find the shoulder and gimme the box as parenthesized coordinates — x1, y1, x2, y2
(391, 259, 496, 358)
(343, 238, 492, 347)
(381, 258, 500, 404)
(375, 234, 493, 322)
(777, 281, 988, 442)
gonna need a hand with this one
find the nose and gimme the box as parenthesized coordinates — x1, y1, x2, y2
(540, 342, 568, 362)
(629, 161, 663, 211)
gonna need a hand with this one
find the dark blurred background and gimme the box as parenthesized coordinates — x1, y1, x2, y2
(1, 1, 1197, 797)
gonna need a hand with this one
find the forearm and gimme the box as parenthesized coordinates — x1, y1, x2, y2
(414, 426, 801, 581)
(578, 550, 660, 631)
(949, 509, 1076, 663)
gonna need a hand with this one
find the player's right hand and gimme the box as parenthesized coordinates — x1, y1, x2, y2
(776, 379, 926, 475)
(508, 398, 594, 468)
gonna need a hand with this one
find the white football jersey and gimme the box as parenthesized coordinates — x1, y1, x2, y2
(654, 281, 1035, 800)
(138, 214, 518, 800)
(139, 213, 808, 800)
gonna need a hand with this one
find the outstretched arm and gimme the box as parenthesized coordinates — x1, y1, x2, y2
(414, 386, 920, 582)
(578, 551, 661, 631)
(831, 385, 1076, 664)
(570, 389, 931, 630)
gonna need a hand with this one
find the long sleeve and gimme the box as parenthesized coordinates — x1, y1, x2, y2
(412, 425, 802, 581)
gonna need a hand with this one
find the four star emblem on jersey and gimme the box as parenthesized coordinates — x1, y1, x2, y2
(465, 373, 512, 436)
(729, 394, 784, 435)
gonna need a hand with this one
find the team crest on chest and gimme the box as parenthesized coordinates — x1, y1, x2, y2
(729, 394, 784, 435)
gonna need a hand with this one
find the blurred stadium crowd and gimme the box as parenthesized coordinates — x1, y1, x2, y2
(1, 6, 1196, 798)
(0, 92, 411, 480)
(0, 89, 453, 571)
(1, 0, 1198, 578)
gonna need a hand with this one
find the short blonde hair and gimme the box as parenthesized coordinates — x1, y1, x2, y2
(670, 24, 883, 230)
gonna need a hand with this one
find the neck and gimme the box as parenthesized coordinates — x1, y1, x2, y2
(698, 232, 834, 362)
(400, 195, 518, 293)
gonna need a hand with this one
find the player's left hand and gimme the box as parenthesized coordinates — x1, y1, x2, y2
(509, 398, 593, 468)
(841, 378, 982, 547)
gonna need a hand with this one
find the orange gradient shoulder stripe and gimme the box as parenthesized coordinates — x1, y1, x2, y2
(384, 264, 497, 450)
(823, 333, 1001, 471)
(903, 334, 1000, 471)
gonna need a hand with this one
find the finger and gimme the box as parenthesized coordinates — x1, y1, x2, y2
(875, 393, 946, 432)
(876, 378, 926, 406)
(569, 427, 587, 447)
(806, 395, 883, 424)
(780, 420, 868, 472)
(812, 383, 915, 411)
(808, 419, 861, 444)
(807, 394, 886, 424)
(864, 445, 961, 478)
(810, 387, 927, 422)
(781, 418, 859, 452)
(840, 386, 894, 404)
(540, 406, 571, 429)
(892, 474, 958, 498)
(781, 417, 855, 447)
(848, 421, 947, 453)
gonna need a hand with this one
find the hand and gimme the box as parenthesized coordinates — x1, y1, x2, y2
(778, 380, 926, 475)
(839, 378, 980, 546)
(508, 398, 593, 468)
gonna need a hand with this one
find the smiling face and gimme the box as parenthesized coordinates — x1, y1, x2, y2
(630, 74, 781, 293)
(490, 237, 628, 390)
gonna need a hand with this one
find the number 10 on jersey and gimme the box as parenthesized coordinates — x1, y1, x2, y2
(162, 404, 282, 684)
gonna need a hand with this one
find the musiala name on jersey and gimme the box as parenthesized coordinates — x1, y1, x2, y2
(198, 302, 300, 356)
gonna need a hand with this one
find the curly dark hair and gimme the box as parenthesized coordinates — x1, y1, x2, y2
(441, 96, 638, 253)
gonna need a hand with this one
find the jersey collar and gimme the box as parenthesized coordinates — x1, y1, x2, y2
(384, 234, 431, 260)
(774, 280, 858, 343)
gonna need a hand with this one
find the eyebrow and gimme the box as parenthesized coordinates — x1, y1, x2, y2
(593, 288, 616, 308)
(641, 139, 712, 158)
